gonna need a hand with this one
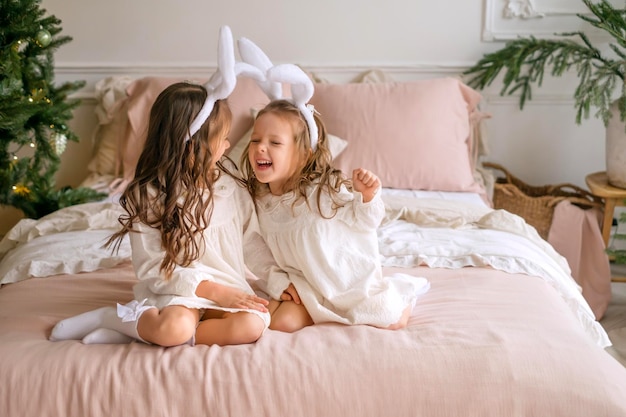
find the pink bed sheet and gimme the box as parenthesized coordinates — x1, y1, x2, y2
(1, 262, 625, 417)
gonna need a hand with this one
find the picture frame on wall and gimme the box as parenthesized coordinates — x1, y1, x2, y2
(482, 0, 609, 41)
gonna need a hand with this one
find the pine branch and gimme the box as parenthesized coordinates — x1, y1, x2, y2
(464, 36, 623, 124)
(463, 0, 626, 126)
(578, 0, 626, 50)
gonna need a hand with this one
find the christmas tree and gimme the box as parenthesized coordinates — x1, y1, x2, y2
(0, 0, 104, 219)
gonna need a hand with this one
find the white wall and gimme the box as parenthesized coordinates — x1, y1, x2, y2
(45, 0, 488, 69)
(1, 0, 609, 233)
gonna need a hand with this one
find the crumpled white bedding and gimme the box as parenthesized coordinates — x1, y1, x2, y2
(0, 196, 610, 347)
(380, 195, 610, 348)
(0, 202, 130, 285)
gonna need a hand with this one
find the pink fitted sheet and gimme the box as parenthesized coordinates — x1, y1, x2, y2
(1, 262, 625, 417)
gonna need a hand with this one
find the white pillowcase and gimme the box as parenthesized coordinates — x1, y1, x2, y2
(381, 188, 490, 208)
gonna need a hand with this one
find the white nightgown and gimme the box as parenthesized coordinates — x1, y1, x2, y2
(130, 173, 278, 326)
(257, 183, 430, 327)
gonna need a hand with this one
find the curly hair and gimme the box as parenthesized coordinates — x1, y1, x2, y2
(240, 99, 350, 217)
(107, 82, 233, 278)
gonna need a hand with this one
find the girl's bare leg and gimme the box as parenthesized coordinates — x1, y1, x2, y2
(268, 299, 282, 316)
(194, 311, 266, 346)
(269, 300, 313, 333)
(137, 305, 200, 347)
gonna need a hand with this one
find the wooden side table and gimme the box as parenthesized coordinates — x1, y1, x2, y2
(585, 171, 626, 283)
(585, 171, 626, 248)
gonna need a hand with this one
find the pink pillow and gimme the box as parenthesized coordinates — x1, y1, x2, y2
(308, 78, 484, 193)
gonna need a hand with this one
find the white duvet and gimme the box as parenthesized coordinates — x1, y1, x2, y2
(380, 194, 610, 347)
(0, 196, 610, 347)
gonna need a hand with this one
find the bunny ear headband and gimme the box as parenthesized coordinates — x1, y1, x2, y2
(188, 26, 318, 149)
(186, 26, 236, 140)
(237, 37, 319, 149)
(187, 25, 249, 141)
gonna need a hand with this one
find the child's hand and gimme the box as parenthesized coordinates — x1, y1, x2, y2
(280, 283, 302, 304)
(352, 168, 381, 203)
(209, 283, 269, 313)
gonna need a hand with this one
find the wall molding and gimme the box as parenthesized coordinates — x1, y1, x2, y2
(55, 61, 473, 92)
(483, 0, 605, 42)
(56, 62, 579, 105)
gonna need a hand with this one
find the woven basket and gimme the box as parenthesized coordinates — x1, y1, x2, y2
(483, 162, 602, 239)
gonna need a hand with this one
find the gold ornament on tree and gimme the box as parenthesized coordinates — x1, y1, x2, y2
(30, 88, 45, 102)
(12, 184, 31, 197)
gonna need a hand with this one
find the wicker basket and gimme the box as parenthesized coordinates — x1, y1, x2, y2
(483, 162, 603, 239)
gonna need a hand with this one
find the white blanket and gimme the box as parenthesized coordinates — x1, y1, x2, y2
(380, 195, 610, 348)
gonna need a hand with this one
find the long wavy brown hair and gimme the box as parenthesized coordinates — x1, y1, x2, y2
(107, 82, 233, 278)
(240, 99, 349, 217)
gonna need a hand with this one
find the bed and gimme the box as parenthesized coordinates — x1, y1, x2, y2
(1, 73, 625, 417)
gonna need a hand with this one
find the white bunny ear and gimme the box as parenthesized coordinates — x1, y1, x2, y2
(238, 37, 282, 100)
(238, 36, 318, 148)
(238, 37, 273, 71)
(234, 61, 266, 84)
(267, 64, 318, 149)
(187, 25, 238, 140)
(209, 25, 237, 96)
(267, 64, 314, 104)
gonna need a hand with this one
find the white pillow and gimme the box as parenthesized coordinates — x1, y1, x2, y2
(228, 127, 348, 168)
(380, 188, 490, 208)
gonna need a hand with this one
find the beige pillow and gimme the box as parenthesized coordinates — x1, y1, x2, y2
(87, 76, 132, 177)
(308, 78, 485, 193)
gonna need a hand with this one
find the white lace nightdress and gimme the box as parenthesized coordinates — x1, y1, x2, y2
(256, 183, 430, 327)
(130, 173, 278, 326)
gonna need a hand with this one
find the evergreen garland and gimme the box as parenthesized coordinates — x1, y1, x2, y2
(463, 0, 626, 126)
(0, 0, 105, 219)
